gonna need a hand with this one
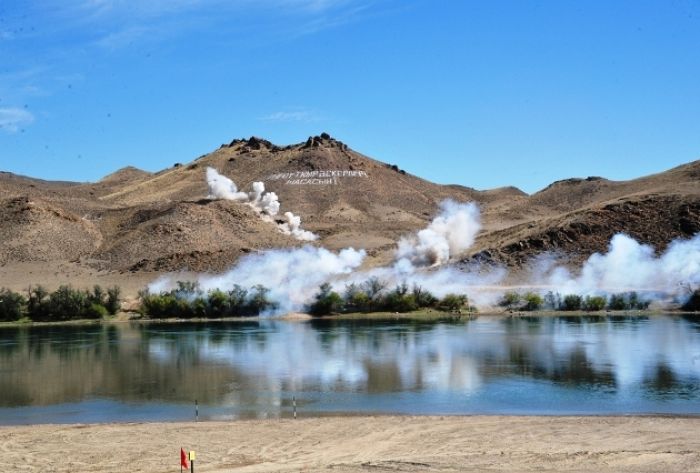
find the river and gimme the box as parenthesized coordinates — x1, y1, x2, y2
(1, 315, 699, 424)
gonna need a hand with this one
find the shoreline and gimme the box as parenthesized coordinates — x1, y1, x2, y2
(2, 415, 698, 472)
(1, 309, 698, 328)
(3, 411, 700, 428)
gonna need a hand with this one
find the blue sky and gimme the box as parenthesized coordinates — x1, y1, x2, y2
(1, 0, 699, 193)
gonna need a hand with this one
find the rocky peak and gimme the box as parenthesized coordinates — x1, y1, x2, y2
(301, 132, 348, 150)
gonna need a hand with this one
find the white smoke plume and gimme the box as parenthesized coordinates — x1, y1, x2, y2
(206, 167, 316, 240)
(153, 246, 366, 314)
(149, 247, 504, 315)
(341, 262, 507, 309)
(150, 199, 503, 312)
(540, 233, 700, 299)
(396, 200, 480, 267)
(280, 211, 318, 242)
(206, 167, 248, 201)
(150, 188, 700, 313)
(248, 181, 281, 217)
(248, 181, 265, 203)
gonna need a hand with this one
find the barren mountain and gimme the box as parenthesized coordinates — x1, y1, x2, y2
(466, 161, 700, 267)
(0, 134, 698, 294)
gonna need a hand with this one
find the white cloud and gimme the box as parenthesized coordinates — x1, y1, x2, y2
(259, 110, 319, 122)
(94, 25, 154, 49)
(277, 0, 353, 12)
(0, 108, 35, 133)
(76, 0, 353, 18)
(25, 0, 375, 51)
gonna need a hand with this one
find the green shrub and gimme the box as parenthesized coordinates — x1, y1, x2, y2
(381, 283, 420, 312)
(583, 295, 607, 311)
(499, 291, 521, 310)
(48, 285, 87, 321)
(522, 292, 544, 311)
(348, 291, 371, 312)
(361, 277, 387, 311)
(249, 285, 276, 314)
(89, 285, 105, 306)
(205, 289, 229, 318)
(106, 286, 121, 315)
(412, 285, 438, 308)
(191, 296, 208, 318)
(0, 285, 118, 322)
(22, 285, 112, 321)
(139, 291, 187, 318)
(0, 288, 26, 321)
(608, 293, 627, 310)
(85, 303, 109, 319)
(228, 285, 249, 313)
(343, 283, 368, 312)
(439, 293, 468, 312)
(309, 283, 343, 316)
(607, 292, 650, 310)
(139, 282, 276, 318)
(27, 285, 50, 321)
(561, 294, 582, 311)
(314, 280, 462, 316)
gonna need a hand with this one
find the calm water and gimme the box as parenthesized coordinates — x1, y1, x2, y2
(1, 315, 700, 424)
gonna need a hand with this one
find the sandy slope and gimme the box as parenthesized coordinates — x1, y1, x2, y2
(2, 135, 698, 285)
(1, 416, 699, 472)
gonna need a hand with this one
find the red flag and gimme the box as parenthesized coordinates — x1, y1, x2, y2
(181, 448, 189, 469)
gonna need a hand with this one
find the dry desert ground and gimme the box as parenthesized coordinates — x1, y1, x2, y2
(1, 415, 699, 473)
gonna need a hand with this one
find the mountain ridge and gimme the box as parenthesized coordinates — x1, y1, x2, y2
(1, 133, 698, 295)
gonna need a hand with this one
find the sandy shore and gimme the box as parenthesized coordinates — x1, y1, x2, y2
(1, 416, 699, 472)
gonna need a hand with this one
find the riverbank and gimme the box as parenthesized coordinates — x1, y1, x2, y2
(1, 415, 698, 472)
(1, 309, 699, 328)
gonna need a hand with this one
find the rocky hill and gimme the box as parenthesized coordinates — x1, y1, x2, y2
(0, 134, 698, 294)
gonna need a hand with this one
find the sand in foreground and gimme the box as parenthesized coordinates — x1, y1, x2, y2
(1, 416, 699, 473)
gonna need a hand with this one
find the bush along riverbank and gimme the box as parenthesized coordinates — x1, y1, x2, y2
(136, 279, 471, 319)
(307, 278, 476, 316)
(138, 281, 276, 318)
(0, 285, 120, 322)
(493, 289, 700, 312)
(2, 283, 699, 323)
(141, 278, 476, 319)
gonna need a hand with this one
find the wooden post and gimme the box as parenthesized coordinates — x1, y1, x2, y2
(195, 399, 198, 422)
(293, 396, 297, 419)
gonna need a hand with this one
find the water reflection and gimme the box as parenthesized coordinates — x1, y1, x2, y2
(1, 315, 699, 423)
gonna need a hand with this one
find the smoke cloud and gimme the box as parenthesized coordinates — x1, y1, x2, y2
(280, 211, 318, 242)
(206, 167, 248, 201)
(150, 200, 503, 312)
(206, 167, 316, 241)
(396, 200, 480, 267)
(249, 181, 281, 217)
(340, 199, 503, 307)
(150, 191, 700, 313)
(540, 233, 700, 300)
(198, 246, 366, 314)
